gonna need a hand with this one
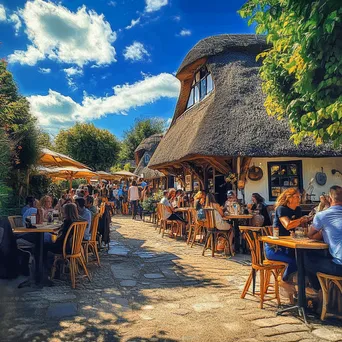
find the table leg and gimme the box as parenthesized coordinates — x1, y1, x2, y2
(233, 220, 240, 253)
(277, 248, 308, 325)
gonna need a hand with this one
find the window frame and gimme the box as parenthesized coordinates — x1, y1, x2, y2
(267, 160, 303, 201)
(186, 66, 214, 110)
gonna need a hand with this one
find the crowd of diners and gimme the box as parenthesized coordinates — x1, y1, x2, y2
(137, 183, 342, 298)
(12, 179, 342, 296)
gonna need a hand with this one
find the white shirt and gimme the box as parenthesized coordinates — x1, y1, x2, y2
(128, 186, 140, 201)
(160, 197, 172, 219)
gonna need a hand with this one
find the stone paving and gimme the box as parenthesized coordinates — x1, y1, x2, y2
(1, 215, 342, 342)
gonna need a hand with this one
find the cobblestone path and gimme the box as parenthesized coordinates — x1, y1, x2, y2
(1, 215, 342, 342)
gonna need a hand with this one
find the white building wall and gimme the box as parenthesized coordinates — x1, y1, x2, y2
(244, 157, 342, 204)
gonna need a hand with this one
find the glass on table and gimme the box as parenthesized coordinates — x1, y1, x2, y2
(295, 227, 305, 239)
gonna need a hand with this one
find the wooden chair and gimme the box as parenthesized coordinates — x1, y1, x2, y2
(159, 204, 182, 238)
(187, 208, 205, 246)
(240, 228, 285, 309)
(156, 203, 163, 231)
(82, 213, 101, 266)
(51, 221, 91, 289)
(202, 209, 233, 257)
(317, 272, 342, 320)
(8, 216, 24, 229)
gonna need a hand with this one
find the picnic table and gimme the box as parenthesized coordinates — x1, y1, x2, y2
(260, 235, 328, 323)
(13, 223, 60, 286)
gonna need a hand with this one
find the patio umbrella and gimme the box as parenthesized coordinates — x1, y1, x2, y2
(39, 148, 89, 169)
(97, 171, 117, 180)
(112, 170, 138, 178)
(38, 166, 97, 190)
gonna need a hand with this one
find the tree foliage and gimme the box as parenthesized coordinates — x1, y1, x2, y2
(239, 0, 342, 147)
(54, 123, 120, 171)
(0, 60, 39, 169)
(37, 131, 53, 149)
(119, 118, 165, 161)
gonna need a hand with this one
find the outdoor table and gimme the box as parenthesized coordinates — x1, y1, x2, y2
(13, 223, 60, 286)
(260, 235, 328, 323)
(223, 214, 254, 253)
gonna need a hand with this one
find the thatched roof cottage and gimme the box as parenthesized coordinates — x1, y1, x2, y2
(134, 134, 172, 189)
(149, 34, 342, 203)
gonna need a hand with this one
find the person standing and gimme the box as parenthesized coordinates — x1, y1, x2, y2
(128, 181, 140, 220)
(75, 197, 92, 240)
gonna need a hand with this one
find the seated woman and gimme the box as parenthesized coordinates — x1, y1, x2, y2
(265, 188, 310, 291)
(250, 193, 272, 226)
(194, 191, 206, 220)
(40, 195, 53, 221)
(206, 193, 233, 251)
(159, 189, 186, 224)
(45, 203, 79, 255)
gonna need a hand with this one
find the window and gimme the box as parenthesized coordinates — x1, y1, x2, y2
(144, 153, 151, 166)
(186, 66, 214, 109)
(267, 161, 303, 201)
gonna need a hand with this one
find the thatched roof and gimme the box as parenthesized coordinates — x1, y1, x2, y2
(134, 134, 165, 180)
(149, 35, 341, 169)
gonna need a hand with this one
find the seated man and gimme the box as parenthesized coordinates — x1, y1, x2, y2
(305, 185, 342, 291)
(75, 197, 92, 240)
(85, 196, 98, 217)
(22, 196, 37, 227)
(160, 190, 186, 223)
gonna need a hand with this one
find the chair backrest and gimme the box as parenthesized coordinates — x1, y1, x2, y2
(188, 208, 198, 225)
(63, 221, 88, 258)
(99, 203, 106, 218)
(203, 208, 216, 229)
(266, 205, 275, 224)
(159, 204, 169, 220)
(262, 226, 273, 236)
(156, 203, 163, 221)
(8, 216, 24, 229)
(90, 213, 100, 242)
(243, 229, 263, 266)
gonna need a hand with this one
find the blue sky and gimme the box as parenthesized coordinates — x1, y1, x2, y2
(0, 0, 253, 139)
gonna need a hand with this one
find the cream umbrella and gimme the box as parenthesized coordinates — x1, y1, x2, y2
(39, 148, 89, 169)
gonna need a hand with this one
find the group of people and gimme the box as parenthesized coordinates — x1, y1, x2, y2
(267, 185, 342, 296)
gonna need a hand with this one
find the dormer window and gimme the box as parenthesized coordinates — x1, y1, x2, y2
(187, 66, 214, 109)
(144, 153, 151, 166)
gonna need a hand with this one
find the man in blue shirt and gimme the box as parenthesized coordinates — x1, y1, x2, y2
(305, 185, 342, 290)
(75, 197, 92, 241)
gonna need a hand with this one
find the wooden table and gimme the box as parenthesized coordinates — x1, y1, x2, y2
(13, 223, 60, 285)
(223, 214, 254, 253)
(260, 236, 328, 323)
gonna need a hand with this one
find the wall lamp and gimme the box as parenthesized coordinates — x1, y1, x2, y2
(331, 169, 342, 176)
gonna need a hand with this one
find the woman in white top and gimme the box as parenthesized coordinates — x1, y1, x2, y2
(206, 193, 232, 231)
(128, 180, 140, 219)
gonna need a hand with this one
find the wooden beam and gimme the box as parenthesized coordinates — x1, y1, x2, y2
(239, 157, 252, 183)
(203, 157, 230, 175)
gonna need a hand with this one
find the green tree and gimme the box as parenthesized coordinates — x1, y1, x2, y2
(37, 131, 53, 149)
(119, 118, 165, 161)
(54, 123, 120, 171)
(239, 0, 342, 147)
(0, 60, 39, 205)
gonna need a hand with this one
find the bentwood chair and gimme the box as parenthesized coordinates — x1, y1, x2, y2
(240, 228, 284, 309)
(187, 208, 204, 246)
(159, 204, 182, 238)
(202, 209, 233, 257)
(82, 213, 101, 266)
(317, 272, 342, 320)
(51, 221, 91, 289)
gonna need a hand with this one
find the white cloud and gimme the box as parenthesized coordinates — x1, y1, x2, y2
(8, 0, 116, 67)
(145, 0, 168, 13)
(107, 1, 117, 6)
(63, 66, 83, 89)
(179, 29, 191, 36)
(28, 73, 180, 132)
(173, 15, 180, 21)
(123, 42, 149, 62)
(9, 13, 22, 35)
(39, 67, 51, 73)
(0, 5, 6, 21)
(125, 17, 140, 30)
